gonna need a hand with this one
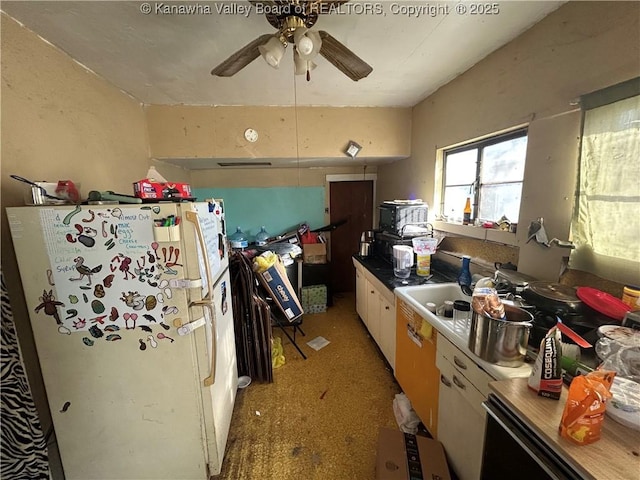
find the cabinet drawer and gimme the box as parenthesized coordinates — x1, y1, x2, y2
(437, 334, 495, 398)
(437, 352, 487, 418)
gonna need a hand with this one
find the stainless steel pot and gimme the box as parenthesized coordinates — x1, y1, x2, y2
(358, 241, 372, 257)
(468, 304, 534, 367)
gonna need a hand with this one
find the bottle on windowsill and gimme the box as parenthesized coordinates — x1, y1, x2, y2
(462, 197, 472, 225)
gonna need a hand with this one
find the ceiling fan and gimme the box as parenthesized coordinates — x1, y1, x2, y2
(210, 0, 373, 81)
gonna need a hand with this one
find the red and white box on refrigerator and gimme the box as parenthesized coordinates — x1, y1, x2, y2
(133, 178, 192, 200)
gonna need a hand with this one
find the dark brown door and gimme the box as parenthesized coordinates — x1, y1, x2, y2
(330, 180, 373, 293)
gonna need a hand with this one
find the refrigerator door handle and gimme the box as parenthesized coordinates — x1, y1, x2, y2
(197, 300, 217, 387)
(189, 298, 218, 387)
(176, 317, 206, 336)
(185, 211, 215, 300)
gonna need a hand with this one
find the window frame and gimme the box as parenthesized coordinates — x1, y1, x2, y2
(441, 127, 528, 224)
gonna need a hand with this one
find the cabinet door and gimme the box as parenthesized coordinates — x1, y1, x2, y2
(379, 295, 396, 370)
(355, 265, 367, 324)
(366, 279, 381, 342)
(395, 299, 439, 436)
(437, 357, 486, 480)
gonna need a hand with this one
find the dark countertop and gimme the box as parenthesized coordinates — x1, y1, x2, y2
(353, 254, 458, 292)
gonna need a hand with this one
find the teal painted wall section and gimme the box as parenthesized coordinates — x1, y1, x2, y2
(193, 186, 325, 242)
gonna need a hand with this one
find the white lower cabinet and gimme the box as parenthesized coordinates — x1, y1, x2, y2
(366, 279, 382, 344)
(436, 335, 491, 480)
(378, 295, 396, 371)
(353, 259, 396, 370)
(355, 264, 368, 324)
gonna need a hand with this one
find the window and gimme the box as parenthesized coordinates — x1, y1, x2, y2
(569, 78, 640, 285)
(442, 129, 527, 225)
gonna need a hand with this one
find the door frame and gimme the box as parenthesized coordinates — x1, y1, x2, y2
(325, 173, 377, 261)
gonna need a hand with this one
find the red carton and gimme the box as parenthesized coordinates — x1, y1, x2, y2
(133, 179, 192, 200)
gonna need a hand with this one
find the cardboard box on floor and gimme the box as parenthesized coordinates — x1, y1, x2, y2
(258, 259, 303, 321)
(376, 427, 451, 480)
(301, 284, 327, 313)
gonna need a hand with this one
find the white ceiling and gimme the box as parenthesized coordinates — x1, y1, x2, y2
(2, 0, 565, 107)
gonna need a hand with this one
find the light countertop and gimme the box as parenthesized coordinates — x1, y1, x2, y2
(490, 377, 640, 480)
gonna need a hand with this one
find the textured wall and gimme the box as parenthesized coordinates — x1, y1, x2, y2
(378, 1, 639, 280)
(0, 13, 151, 451)
(146, 104, 411, 161)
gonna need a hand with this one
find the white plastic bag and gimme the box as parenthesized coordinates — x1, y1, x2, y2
(392, 393, 421, 434)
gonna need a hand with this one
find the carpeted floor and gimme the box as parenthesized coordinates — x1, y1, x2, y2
(219, 291, 402, 479)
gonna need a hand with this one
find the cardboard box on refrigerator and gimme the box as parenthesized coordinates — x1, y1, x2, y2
(258, 259, 304, 322)
(133, 178, 192, 200)
(375, 427, 451, 480)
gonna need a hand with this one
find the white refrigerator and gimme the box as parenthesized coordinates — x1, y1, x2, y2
(6, 200, 238, 479)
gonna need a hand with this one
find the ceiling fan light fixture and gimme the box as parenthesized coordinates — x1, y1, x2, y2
(294, 28, 322, 60)
(209, 6, 372, 81)
(294, 50, 317, 76)
(258, 36, 286, 68)
(297, 35, 314, 56)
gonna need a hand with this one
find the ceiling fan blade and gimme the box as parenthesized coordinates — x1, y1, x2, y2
(318, 30, 372, 81)
(211, 33, 274, 77)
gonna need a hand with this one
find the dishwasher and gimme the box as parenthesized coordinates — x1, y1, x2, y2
(481, 394, 584, 480)
(436, 334, 495, 480)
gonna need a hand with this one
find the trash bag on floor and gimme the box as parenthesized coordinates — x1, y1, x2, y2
(272, 336, 285, 368)
(393, 393, 421, 434)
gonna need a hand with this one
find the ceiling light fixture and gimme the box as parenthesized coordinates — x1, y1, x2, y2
(294, 28, 322, 59)
(255, 27, 323, 80)
(294, 51, 317, 80)
(210, 3, 373, 81)
(258, 36, 286, 69)
(294, 29, 314, 56)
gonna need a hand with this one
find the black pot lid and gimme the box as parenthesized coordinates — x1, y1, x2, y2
(526, 281, 581, 304)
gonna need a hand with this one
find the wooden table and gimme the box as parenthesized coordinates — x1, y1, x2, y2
(489, 378, 640, 480)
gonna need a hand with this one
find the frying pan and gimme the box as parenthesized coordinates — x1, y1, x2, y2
(10, 174, 66, 201)
(521, 281, 585, 314)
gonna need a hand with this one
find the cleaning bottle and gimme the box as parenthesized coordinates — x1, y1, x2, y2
(463, 197, 472, 225)
(457, 255, 473, 294)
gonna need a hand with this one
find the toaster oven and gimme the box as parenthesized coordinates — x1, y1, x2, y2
(378, 201, 429, 236)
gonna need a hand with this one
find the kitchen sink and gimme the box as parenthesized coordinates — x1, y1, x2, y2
(395, 282, 533, 381)
(397, 283, 470, 308)
(395, 283, 474, 342)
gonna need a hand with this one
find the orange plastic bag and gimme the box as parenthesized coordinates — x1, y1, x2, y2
(559, 370, 615, 445)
